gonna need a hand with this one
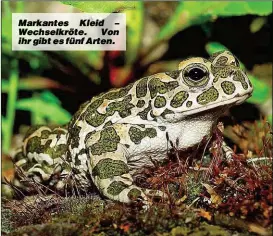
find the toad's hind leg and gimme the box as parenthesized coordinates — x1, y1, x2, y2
(86, 124, 165, 207)
(9, 126, 70, 194)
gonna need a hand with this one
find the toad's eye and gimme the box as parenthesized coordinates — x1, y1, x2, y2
(183, 63, 209, 87)
(184, 67, 208, 81)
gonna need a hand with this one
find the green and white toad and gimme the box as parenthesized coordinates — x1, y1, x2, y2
(11, 51, 253, 207)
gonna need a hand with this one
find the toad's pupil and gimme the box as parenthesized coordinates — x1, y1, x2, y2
(187, 68, 207, 81)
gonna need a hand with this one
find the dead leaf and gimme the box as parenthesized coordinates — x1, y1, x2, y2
(248, 223, 271, 236)
(1, 154, 15, 182)
(202, 183, 222, 206)
(120, 223, 131, 233)
(198, 209, 212, 221)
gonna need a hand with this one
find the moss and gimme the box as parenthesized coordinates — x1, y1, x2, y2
(191, 223, 230, 236)
(9, 223, 78, 236)
(1, 206, 14, 234)
(170, 226, 190, 235)
(184, 174, 203, 204)
(3, 196, 260, 236)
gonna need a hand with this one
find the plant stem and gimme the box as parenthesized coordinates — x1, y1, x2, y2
(3, 60, 19, 153)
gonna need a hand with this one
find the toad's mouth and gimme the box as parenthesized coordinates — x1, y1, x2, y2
(181, 93, 252, 117)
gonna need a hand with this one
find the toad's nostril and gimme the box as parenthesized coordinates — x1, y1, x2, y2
(235, 57, 240, 67)
(229, 70, 235, 76)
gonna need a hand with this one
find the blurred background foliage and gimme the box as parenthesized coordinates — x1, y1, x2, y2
(1, 1, 272, 154)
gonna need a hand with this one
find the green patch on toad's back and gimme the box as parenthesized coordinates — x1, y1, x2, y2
(90, 127, 120, 155)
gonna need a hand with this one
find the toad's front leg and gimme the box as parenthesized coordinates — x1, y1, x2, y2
(85, 125, 165, 208)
